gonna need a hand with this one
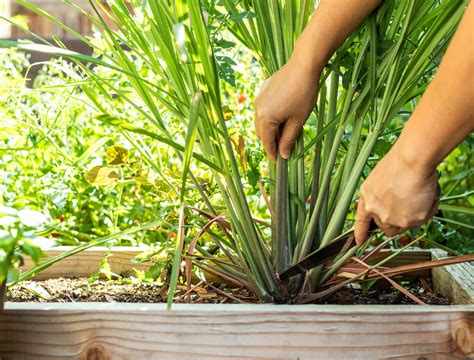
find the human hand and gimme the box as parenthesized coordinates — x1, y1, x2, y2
(254, 58, 320, 161)
(354, 147, 440, 245)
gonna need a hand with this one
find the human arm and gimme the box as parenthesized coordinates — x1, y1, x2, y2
(254, 0, 381, 161)
(355, 2, 474, 245)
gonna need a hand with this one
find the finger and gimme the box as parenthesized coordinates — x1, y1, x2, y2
(355, 198, 372, 246)
(378, 223, 404, 238)
(260, 119, 278, 161)
(427, 195, 440, 220)
(279, 118, 303, 159)
(370, 213, 405, 238)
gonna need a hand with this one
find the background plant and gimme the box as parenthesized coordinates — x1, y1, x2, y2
(0, 205, 48, 284)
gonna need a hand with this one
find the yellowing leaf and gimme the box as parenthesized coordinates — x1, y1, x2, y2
(10, 15, 29, 31)
(238, 135, 248, 172)
(230, 134, 247, 172)
(222, 106, 233, 121)
(106, 145, 129, 165)
(85, 166, 119, 187)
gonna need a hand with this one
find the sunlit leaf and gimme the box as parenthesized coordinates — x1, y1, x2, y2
(106, 145, 129, 165)
(17, 209, 47, 227)
(84, 166, 119, 187)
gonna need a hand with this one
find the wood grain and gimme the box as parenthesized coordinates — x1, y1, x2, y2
(22, 247, 432, 280)
(432, 249, 474, 305)
(376, 249, 432, 278)
(0, 303, 472, 360)
(20, 247, 153, 280)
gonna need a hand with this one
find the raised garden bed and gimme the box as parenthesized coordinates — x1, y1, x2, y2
(0, 247, 473, 359)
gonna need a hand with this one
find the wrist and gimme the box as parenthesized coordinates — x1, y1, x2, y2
(391, 128, 439, 179)
(290, 37, 327, 77)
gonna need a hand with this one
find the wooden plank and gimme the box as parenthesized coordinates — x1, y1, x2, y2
(0, 303, 472, 359)
(21, 246, 152, 280)
(22, 247, 432, 280)
(432, 249, 474, 305)
(376, 248, 432, 278)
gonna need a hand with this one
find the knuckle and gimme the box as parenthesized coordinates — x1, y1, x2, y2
(381, 226, 400, 237)
(398, 217, 411, 229)
(412, 210, 431, 224)
(379, 213, 391, 225)
(364, 203, 379, 216)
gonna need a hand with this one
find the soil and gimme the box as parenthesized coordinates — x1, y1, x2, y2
(323, 278, 451, 305)
(5, 277, 451, 305)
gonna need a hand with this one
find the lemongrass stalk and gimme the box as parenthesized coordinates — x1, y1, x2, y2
(298, 46, 366, 259)
(334, 112, 366, 205)
(317, 72, 339, 224)
(319, 245, 359, 284)
(322, 127, 382, 246)
(288, 148, 298, 246)
(296, 122, 346, 258)
(296, 135, 306, 243)
(274, 156, 291, 273)
(310, 84, 326, 213)
(325, 155, 345, 228)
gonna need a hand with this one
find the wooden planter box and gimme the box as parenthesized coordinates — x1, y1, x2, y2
(0, 247, 473, 359)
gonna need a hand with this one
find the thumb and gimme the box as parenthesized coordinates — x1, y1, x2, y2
(279, 118, 304, 159)
(355, 198, 371, 246)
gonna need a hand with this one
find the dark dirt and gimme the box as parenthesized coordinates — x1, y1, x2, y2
(5, 277, 451, 305)
(323, 278, 451, 305)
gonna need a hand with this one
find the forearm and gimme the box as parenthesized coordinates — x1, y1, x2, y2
(394, 2, 474, 176)
(291, 0, 381, 74)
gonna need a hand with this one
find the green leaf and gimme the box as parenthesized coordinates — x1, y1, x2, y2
(438, 204, 474, 215)
(84, 166, 119, 187)
(106, 145, 129, 165)
(167, 205, 185, 310)
(373, 139, 393, 157)
(21, 282, 52, 300)
(20, 242, 44, 264)
(73, 136, 112, 166)
(434, 216, 474, 230)
(229, 11, 257, 22)
(7, 268, 21, 284)
(180, 93, 201, 203)
(214, 39, 235, 49)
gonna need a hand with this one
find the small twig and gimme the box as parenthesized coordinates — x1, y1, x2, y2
(185, 215, 226, 302)
(204, 282, 246, 304)
(352, 257, 426, 305)
(179, 280, 204, 302)
(361, 237, 393, 262)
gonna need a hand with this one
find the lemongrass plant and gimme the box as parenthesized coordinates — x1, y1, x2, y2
(1, 0, 470, 304)
(217, 0, 469, 296)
